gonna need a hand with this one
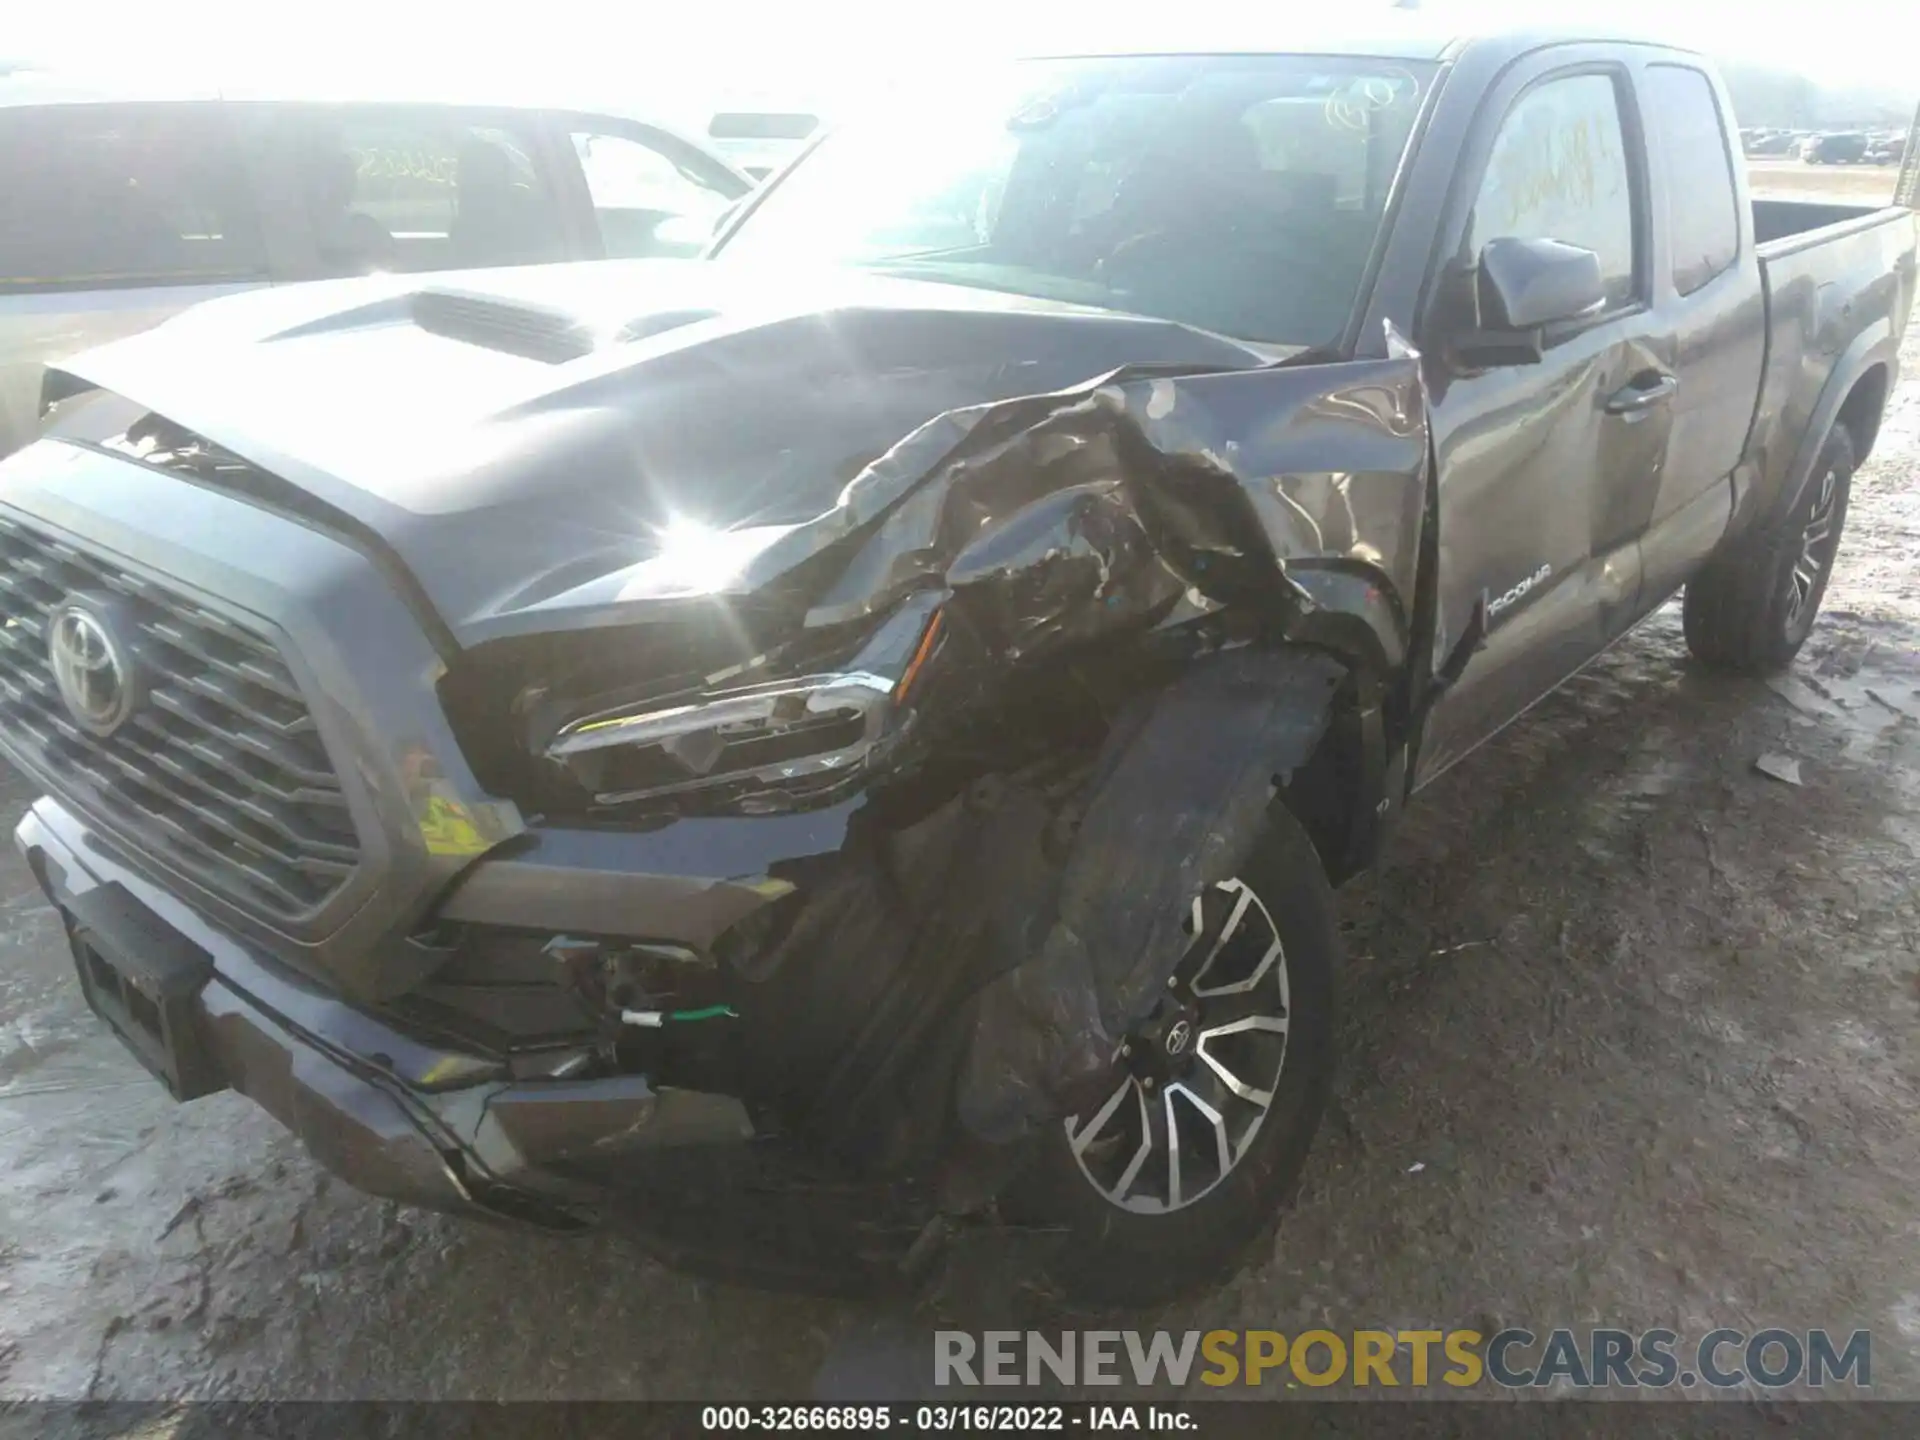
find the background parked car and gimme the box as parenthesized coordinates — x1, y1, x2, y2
(0, 74, 752, 457)
(1865, 134, 1907, 165)
(1802, 131, 1869, 163)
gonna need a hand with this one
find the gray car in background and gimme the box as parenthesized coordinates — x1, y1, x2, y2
(0, 74, 752, 457)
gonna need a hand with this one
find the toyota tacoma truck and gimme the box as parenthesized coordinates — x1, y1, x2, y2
(2, 24, 1914, 1304)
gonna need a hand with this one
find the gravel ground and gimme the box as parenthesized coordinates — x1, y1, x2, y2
(1, 333, 1916, 1407)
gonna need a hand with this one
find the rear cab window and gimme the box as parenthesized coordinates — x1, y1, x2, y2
(258, 108, 571, 277)
(0, 104, 266, 291)
(1642, 65, 1741, 295)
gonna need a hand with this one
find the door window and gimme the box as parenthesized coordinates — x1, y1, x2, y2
(272, 111, 569, 276)
(0, 106, 264, 289)
(1644, 66, 1740, 295)
(569, 129, 742, 258)
(1467, 73, 1639, 308)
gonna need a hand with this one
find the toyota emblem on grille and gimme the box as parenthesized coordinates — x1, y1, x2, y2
(47, 601, 141, 737)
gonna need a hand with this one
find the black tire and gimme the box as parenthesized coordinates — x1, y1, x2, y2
(1011, 802, 1337, 1309)
(1683, 425, 1853, 676)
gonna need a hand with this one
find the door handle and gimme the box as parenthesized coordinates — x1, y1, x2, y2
(1605, 372, 1679, 414)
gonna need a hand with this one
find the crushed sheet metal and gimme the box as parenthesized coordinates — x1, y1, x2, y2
(509, 355, 1429, 684)
(956, 649, 1346, 1144)
(464, 345, 1431, 1157)
(529, 350, 1431, 1143)
(531, 350, 1429, 825)
(789, 358, 1430, 669)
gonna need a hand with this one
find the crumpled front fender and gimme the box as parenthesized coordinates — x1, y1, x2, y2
(955, 646, 1347, 1145)
(793, 352, 1431, 683)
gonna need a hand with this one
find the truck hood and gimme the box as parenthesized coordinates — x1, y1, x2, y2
(47, 260, 1279, 645)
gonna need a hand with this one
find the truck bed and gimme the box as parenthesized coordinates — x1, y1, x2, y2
(1752, 198, 1906, 250)
(1741, 199, 1917, 534)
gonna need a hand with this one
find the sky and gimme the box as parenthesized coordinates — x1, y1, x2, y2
(6, 0, 1916, 109)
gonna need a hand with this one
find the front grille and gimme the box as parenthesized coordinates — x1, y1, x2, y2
(0, 513, 360, 923)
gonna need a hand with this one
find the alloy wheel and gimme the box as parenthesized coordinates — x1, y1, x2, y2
(1785, 461, 1842, 630)
(1065, 877, 1291, 1214)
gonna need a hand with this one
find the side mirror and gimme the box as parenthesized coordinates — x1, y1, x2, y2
(1452, 237, 1607, 367)
(1479, 236, 1606, 330)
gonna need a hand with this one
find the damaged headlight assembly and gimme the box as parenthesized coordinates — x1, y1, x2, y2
(540, 596, 947, 811)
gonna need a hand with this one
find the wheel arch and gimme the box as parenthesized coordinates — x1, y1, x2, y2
(953, 644, 1368, 1145)
(1835, 362, 1891, 463)
(1771, 328, 1898, 535)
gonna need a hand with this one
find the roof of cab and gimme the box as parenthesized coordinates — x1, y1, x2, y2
(1032, 17, 1690, 66)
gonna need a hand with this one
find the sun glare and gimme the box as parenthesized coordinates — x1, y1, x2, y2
(619, 518, 772, 598)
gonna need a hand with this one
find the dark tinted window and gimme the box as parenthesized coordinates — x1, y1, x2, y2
(1646, 66, 1740, 295)
(1468, 73, 1638, 308)
(266, 110, 569, 277)
(0, 106, 265, 290)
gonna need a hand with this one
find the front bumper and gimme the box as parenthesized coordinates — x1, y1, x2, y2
(17, 796, 756, 1231)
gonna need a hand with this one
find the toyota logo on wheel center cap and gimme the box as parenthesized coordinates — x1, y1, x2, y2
(1163, 1019, 1193, 1057)
(47, 601, 141, 737)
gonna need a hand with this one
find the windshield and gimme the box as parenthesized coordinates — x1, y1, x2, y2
(717, 54, 1433, 348)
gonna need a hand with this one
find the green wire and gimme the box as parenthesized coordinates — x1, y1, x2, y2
(667, 1004, 739, 1023)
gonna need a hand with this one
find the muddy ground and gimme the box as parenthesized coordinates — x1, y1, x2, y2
(2, 330, 1917, 1406)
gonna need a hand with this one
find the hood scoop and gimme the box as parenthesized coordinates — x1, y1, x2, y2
(409, 290, 726, 366)
(411, 289, 600, 364)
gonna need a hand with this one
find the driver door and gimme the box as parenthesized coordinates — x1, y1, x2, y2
(1415, 61, 1677, 785)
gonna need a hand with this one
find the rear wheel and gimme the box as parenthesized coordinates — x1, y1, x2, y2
(1683, 425, 1853, 675)
(1014, 804, 1337, 1307)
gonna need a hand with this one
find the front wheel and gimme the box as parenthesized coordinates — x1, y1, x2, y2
(1011, 803, 1337, 1307)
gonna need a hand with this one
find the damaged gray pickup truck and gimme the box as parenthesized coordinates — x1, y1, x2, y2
(3, 26, 1915, 1304)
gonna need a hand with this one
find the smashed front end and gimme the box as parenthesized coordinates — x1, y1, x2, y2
(7, 334, 1429, 1285)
